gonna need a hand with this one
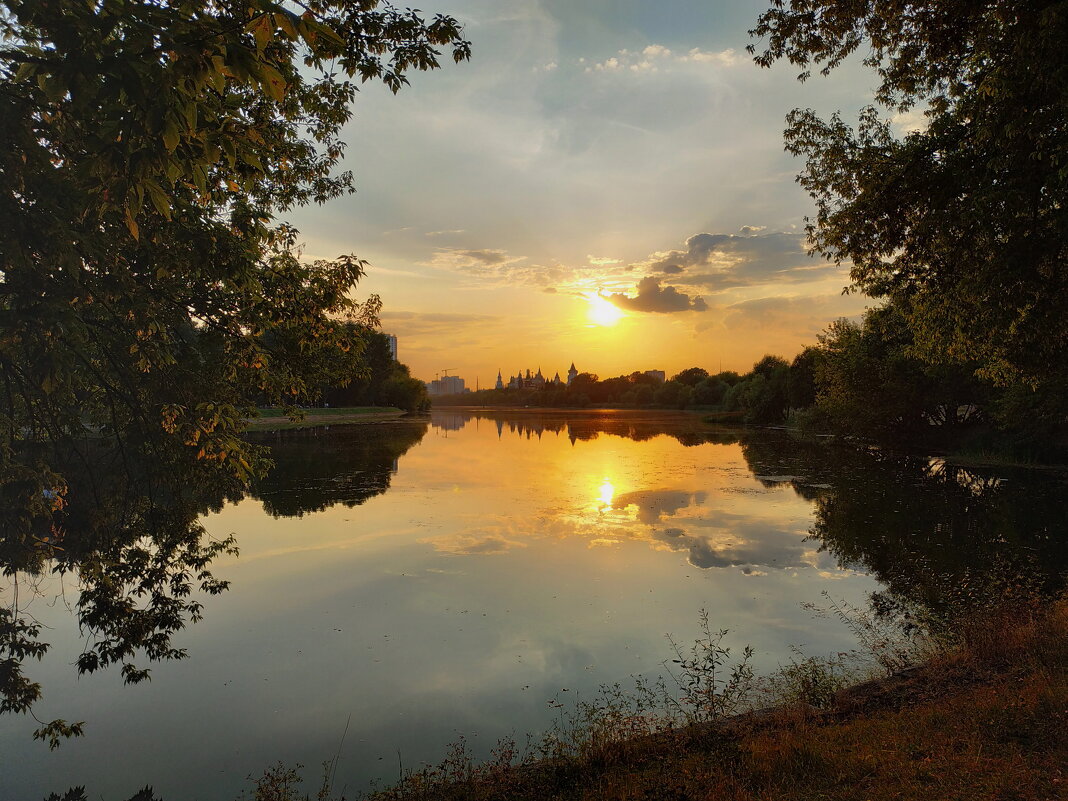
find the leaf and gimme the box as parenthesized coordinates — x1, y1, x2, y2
(143, 180, 172, 220)
(124, 205, 139, 239)
(162, 119, 180, 152)
(250, 14, 273, 50)
(274, 11, 298, 39)
(258, 63, 287, 101)
(37, 72, 67, 103)
(14, 61, 36, 81)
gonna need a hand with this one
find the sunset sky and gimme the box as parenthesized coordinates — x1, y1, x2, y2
(286, 0, 911, 386)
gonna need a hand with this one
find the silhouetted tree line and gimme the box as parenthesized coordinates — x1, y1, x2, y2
(433, 369, 745, 412)
(435, 302, 1068, 459)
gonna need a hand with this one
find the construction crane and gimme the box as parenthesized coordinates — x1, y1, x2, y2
(440, 368, 458, 378)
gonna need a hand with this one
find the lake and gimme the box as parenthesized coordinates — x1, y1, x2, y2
(2, 409, 1066, 800)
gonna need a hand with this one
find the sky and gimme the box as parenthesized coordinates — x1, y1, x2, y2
(286, 0, 902, 386)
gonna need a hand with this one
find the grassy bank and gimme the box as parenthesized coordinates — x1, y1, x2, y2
(246, 406, 406, 431)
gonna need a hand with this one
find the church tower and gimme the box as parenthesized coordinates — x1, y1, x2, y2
(495, 369, 504, 390)
(567, 362, 578, 386)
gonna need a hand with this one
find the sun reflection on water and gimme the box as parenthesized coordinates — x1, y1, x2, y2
(597, 478, 615, 509)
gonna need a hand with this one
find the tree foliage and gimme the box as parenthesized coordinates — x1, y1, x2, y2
(0, 0, 467, 736)
(751, 0, 1068, 384)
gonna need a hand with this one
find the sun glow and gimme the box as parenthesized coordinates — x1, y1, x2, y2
(598, 478, 615, 507)
(586, 294, 624, 327)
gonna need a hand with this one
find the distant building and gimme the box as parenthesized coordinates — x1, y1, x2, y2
(495, 370, 504, 390)
(427, 375, 466, 396)
(567, 362, 578, 386)
(506, 366, 566, 390)
(385, 334, 398, 361)
(644, 370, 666, 383)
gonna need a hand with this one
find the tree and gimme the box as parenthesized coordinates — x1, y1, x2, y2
(814, 304, 986, 437)
(671, 367, 709, 387)
(788, 347, 823, 409)
(750, 0, 1068, 385)
(1, 0, 468, 738)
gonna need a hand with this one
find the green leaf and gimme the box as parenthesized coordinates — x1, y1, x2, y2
(162, 119, 180, 152)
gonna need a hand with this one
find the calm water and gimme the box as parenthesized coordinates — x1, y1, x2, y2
(2, 410, 1066, 799)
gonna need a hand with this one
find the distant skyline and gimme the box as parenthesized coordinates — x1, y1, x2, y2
(286, 0, 908, 382)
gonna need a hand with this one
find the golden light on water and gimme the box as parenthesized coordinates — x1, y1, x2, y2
(598, 478, 615, 508)
(586, 294, 624, 327)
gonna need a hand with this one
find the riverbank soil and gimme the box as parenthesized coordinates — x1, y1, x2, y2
(366, 601, 1068, 801)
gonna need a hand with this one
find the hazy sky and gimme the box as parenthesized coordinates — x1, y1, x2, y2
(287, 0, 899, 385)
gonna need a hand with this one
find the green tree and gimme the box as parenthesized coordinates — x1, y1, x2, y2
(1, 0, 467, 738)
(751, 0, 1068, 385)
(814, 304, 986, 437)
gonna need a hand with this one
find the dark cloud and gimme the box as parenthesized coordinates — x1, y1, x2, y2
(543, 287, 558, 294)
(643, 231, 839, 293)
(606, 276, 708, 314)
(613, 489, 708, 523)
(458, 249, 509, 265)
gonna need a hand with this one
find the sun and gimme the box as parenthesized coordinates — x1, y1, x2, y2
(587, 294, 624, 326)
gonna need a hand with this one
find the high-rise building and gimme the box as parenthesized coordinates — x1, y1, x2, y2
(426, 375, 466, 395)
(386, 334, 398, 361)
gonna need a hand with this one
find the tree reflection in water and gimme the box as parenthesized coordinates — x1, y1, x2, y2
(736, 433, 1068, 611)
(247, 421, 428, 517)
(1, 436, 247, 742)
(1, 421, 428, 741)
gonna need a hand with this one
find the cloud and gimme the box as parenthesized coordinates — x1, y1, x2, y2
(424, 244, 628, 291)
(380, 310, 501, 340)
(637, 231, 838, 292)
(678, 47, 741, 67)
(720, 294, 861, 331)
(421, 533, 527, 555)
(587, 255, 621, 266)
(458, 249, 511, 265)
(425, 229, 466, 237)
(891, 109, 929, 135)
(612, 489, 708, 524)
(605, 276, 708, 313)
(586, 44, 740, 75)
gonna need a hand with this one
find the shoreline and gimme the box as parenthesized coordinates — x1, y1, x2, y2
(245, 407, 407, 431)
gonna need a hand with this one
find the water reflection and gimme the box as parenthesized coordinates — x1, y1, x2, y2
(432, 408, 728, 446)
(4, 409, 1068, 801)
(248, 422, 428, 517)
(418, 412, 1068, 598)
